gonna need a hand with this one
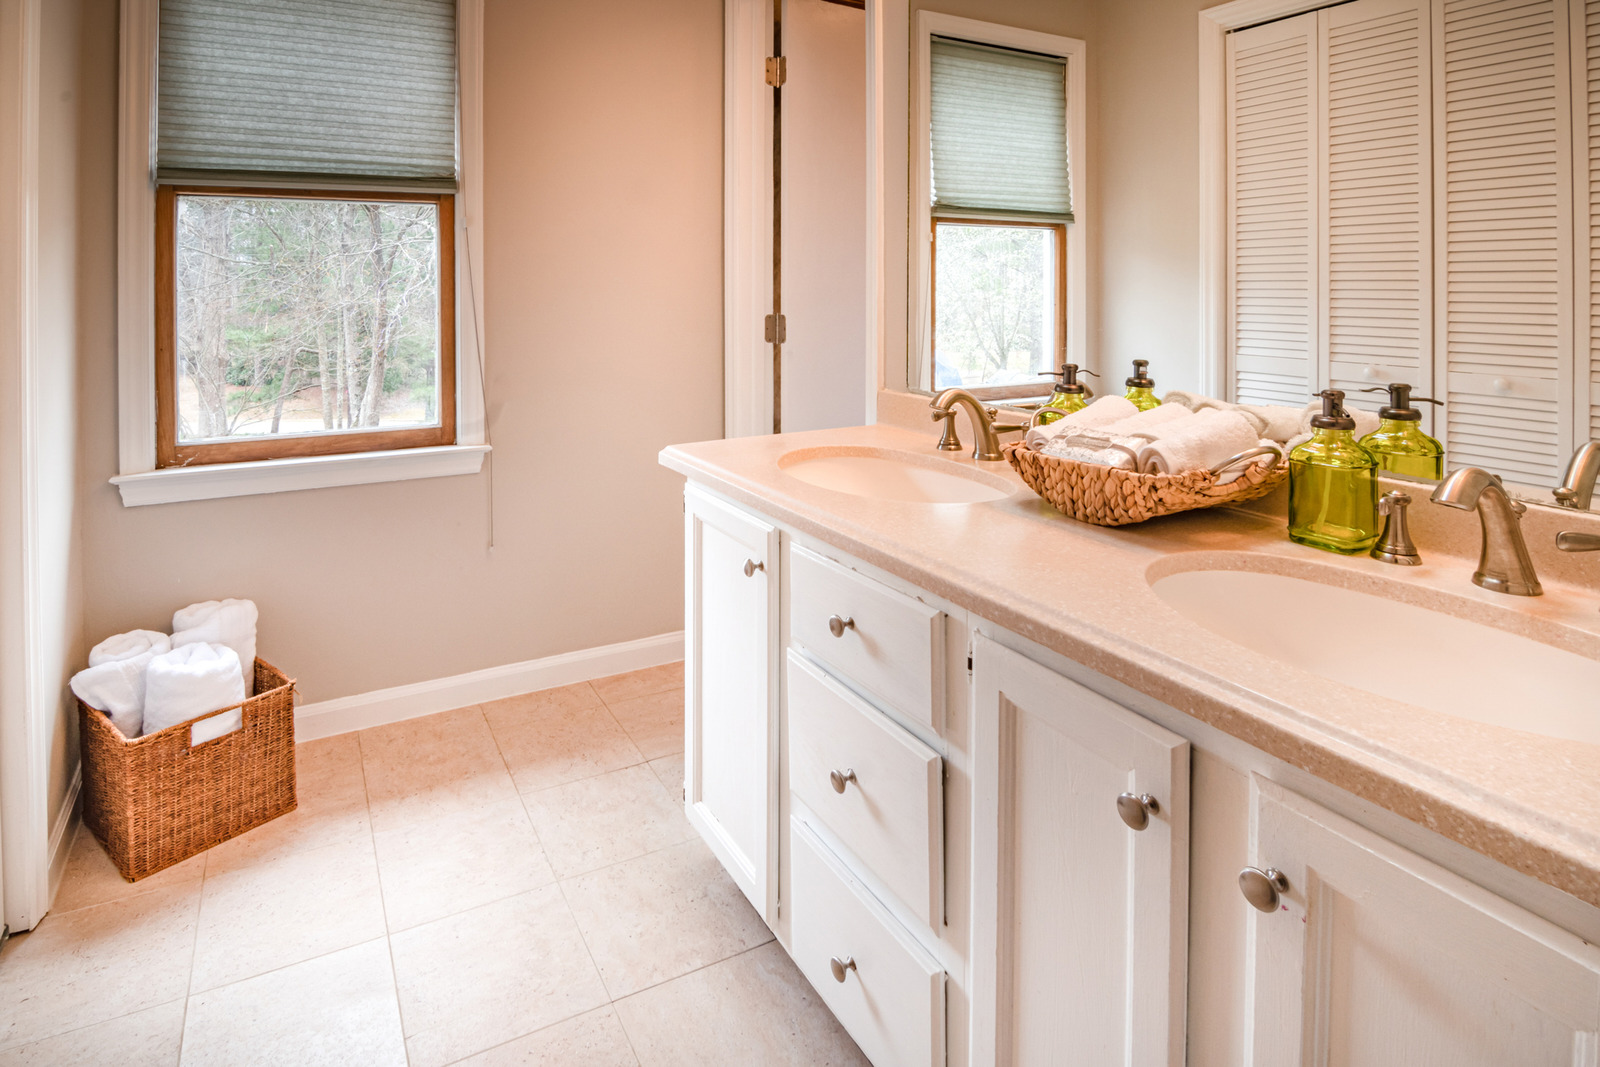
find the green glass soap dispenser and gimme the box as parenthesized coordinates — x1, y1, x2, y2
(1358, 383, 1444, 480)
(1037, 364, 1097, 423)
(1288, 389, 1380, 555)
(1124, 360, 1161, 411)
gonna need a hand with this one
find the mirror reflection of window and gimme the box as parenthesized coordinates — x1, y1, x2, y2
(927, 37, 1072, 395)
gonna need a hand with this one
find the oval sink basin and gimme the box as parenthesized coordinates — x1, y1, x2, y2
(779, 447, 1013, 505)
(1151, 569, 1600, 745)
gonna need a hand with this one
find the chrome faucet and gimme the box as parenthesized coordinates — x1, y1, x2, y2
(1554, 441, 1600, 509)
(929, 388, 1026, 461)
(1430, 467, 1543, 596)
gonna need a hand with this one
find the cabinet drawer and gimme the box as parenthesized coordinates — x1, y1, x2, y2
(788, 650, 943, 928)
(789, 544, 945, 732)
(790, 817, 946, 1067)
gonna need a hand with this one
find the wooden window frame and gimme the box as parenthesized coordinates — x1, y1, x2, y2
(929, 215, 1069, 401)
(154, 184, 457, 467)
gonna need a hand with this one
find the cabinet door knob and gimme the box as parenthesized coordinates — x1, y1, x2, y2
(1116, 791, 1160, 831)
(829, 768, 857, 794)
(743, 559, 764, 578)
(829, 955, 858, 983)
(1238, 866, 1289, 913)
(827, 614, 855, 638)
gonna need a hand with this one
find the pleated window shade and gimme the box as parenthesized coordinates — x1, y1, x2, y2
(157, 0, 458, 184)
(929, 37, 1072, 220)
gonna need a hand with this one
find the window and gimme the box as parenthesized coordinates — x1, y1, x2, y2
(115, 0, 486, 504)
(911, 20, 1085, 399)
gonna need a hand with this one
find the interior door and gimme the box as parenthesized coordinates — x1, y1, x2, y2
(778, 0, 867, 432)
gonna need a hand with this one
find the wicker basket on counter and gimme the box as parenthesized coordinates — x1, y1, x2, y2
(1003, 440, 1287, 527)
(78, 658, 297, 881)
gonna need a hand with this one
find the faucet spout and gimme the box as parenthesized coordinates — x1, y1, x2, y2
(1555, 441, 1600, 509)
(929, 388, 1023, 461)
(1430, 467, 1543, 596)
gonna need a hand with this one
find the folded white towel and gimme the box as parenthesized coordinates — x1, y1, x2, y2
(1137, 409, 1262, 476)
(142, 642, 246, 744)
(172, 599, 258, 697)
(71, 630, 173, 738)
(1024, 395, 1141, 449)
(71, 661, 146, 739)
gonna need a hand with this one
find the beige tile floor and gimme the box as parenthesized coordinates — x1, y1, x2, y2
(0, 663, 869, 1066)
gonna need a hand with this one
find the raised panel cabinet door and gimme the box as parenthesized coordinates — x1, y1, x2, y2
(1245, 777, 1600, 1066)
(970, 634, 1191, 1067)
(684, 484, 779, 923)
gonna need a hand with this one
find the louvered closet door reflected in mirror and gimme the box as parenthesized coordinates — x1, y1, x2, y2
(1225, 0, 1600, 491)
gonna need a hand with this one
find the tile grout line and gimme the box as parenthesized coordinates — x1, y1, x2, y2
(355, 729, 415, 1067)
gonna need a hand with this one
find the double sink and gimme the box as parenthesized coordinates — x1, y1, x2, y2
(779, 445, 1600, 746)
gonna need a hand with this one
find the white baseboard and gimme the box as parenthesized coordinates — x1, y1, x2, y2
(295, 631, 685, 742)
(46, 764, 82, 911)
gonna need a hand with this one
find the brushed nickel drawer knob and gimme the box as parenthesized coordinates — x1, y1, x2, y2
(829, 768, 857, 794)
(829, 955, 857, 983)
(743, 559, 764, 578)
(1239, 866, 1289, 913)
(1116, 791, 1159, 831)
(827, 614, 855, 638)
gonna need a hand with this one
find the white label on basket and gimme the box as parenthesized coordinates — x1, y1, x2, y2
(191, 709, 243, 746)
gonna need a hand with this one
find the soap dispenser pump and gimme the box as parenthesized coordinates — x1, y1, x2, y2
(1358, 383, 1444, 480)
(1037, 364, 1097, 423)
(1288, 389, 1380, 555)
(1124, 360, 1161, 411)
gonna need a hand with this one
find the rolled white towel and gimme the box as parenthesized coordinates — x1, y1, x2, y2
(1137, 409, 1262, 475)
(172, 598, 257, 697)
(1037, 432, 1146, 469)
(90, 629, 171, 667)
(1024, 395, 1141, 449)
(1241, 403, 1312, 443)
(1099, 403, 1193, 436)
(71, 630, 173, 738)
(142, 642, 246, 744)
(1161, 390, 1308, 442)
(71, 662, 146, 739)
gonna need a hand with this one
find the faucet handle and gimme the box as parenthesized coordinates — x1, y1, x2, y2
(930, 408, 963, 452)
(1371, 491, 1421, 566)
(1557, 531, 1600, 553)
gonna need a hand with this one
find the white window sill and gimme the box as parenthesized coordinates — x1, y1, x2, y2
(110, 444, 491, 507)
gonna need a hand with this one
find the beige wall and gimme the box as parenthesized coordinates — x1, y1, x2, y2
(74, 0, 725, 703)
(1096, 0, 1210, 395)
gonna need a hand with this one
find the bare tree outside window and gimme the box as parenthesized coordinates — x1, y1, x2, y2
(171, 193, 443, 445)
(931, 220, 1063, 392)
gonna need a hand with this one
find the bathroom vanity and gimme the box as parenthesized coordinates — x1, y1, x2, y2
(662, 423, 1600, 1067)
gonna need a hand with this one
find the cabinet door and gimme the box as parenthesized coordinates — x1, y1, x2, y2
(970, 634, 1190, 1067)
(684, 485, 779, 922)
(1246, 777, 1600, 1066)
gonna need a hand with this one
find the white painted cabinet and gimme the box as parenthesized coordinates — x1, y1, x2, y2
(1244, 777, 1600, 1066)
(970, 634, 1190, 1067)
(683, 485, 780, 922)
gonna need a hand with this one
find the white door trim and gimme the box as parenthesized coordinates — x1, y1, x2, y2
(0, 0, 51, 934)
(725, 0, 775, 438)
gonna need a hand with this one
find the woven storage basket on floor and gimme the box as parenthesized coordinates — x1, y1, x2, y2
(1004, 440, 1287, 526)
(78, 658, 297, 881)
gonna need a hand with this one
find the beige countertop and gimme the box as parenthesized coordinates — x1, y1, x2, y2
(661, 422, 1600, 909)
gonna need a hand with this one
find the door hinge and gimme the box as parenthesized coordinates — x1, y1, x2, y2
(967, 654, 974, 675)
(765, 56, 787, 87)
(764, 313, 787, 343)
